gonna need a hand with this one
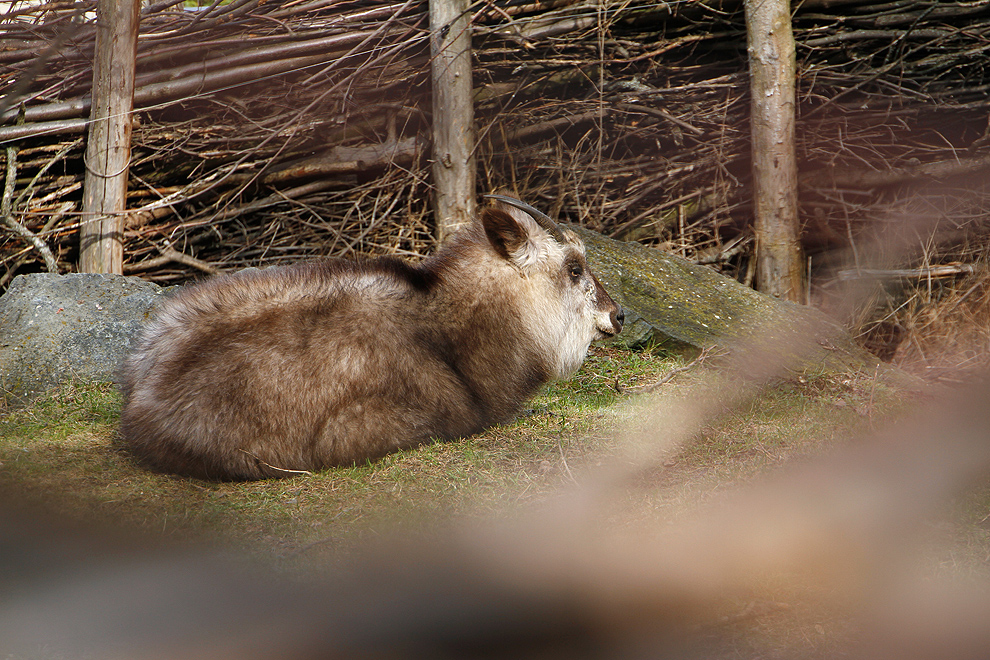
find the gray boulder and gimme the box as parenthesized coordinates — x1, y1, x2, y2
(0, 273, 167, 404)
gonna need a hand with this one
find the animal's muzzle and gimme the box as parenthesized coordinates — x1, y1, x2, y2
(601, 307, 624, 337)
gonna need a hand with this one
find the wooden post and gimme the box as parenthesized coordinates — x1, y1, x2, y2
(744, 0, 806, 302)
(79, 0, 140, 274)
(430, 0, 476, 242)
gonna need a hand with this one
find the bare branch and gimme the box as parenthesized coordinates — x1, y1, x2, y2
(2, 140, 60, 273)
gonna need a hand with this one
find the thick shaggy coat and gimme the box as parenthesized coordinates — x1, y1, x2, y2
(119, 202, 623, 479)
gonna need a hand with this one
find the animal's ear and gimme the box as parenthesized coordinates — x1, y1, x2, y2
(481, 207, 529, 261)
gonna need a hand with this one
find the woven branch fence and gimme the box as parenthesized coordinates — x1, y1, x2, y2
(2, 0, 989, 305)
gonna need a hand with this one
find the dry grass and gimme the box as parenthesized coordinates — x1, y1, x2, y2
(891, 265, 990, 382)
(849, 256, 990, 383)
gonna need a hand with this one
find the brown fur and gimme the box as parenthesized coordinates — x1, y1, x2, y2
(119, 204, 622, 480)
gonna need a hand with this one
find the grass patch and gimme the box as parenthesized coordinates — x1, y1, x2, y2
(5, 347, 990, 658)
(0, 347, 959, 558)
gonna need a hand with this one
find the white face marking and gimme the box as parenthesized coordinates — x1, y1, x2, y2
(554, 267, 610, 378)
(507, 234, 614, 380)
(491, 207, 618, 380)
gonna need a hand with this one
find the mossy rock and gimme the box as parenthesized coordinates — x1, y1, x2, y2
(575, 227, 888, 378)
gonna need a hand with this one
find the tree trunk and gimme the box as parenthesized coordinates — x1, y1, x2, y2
(430, 0, 476, 242)
(79, 0, 139, 274)
(744, 0, 806, 302)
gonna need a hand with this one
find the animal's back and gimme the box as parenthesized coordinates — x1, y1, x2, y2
(120, 259, 483, 480)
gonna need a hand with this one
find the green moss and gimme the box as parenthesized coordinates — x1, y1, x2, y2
(575, 227, 904, 385)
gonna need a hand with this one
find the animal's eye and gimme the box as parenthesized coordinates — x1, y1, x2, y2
(568, 263, 583, 280)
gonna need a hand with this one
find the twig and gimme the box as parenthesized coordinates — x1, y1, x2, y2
(805, 153, 990, 191)
(837, 265, 977, 281)
(557, 437, 578, 485)
(236, 448, 314, 477)
(501, 110, 601, 143)
(124, 245, 218, 275)
(1, 120, 59, 274)
(622, 347, 719, 395)
(617, 103, 704, 135)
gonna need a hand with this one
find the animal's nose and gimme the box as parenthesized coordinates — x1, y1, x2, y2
(613, 308, 624, 333)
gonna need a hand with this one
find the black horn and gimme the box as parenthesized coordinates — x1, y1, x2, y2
(482, 194, 566, 243)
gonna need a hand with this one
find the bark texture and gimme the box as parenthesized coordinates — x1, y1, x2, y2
(745, 0, 806, 302)
(79, 0, 139, 274)
(430, 0, 476, 242)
